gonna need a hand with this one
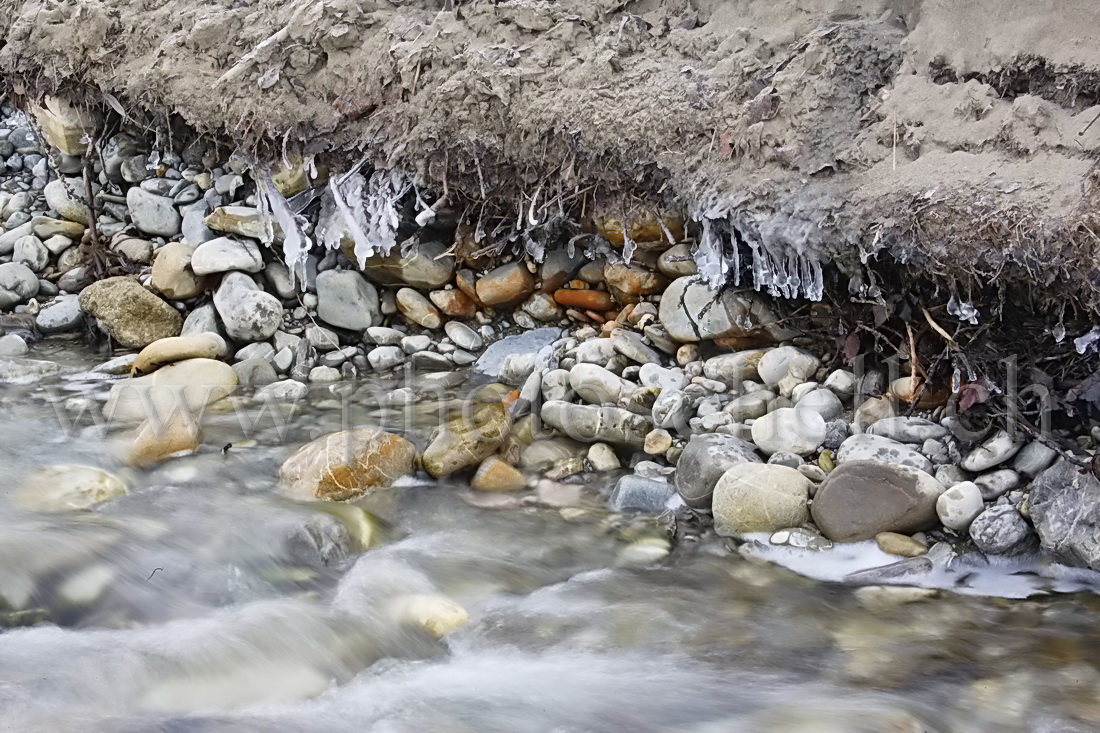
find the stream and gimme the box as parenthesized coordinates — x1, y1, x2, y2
(2, 340, 1100, 732)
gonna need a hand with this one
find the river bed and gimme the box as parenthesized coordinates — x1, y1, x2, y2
(2, 341, 1100, 732)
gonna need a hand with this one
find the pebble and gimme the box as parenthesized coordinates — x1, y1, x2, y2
(475, 262, 535, 306)
(610, 329, 662, 365)
(874, 531, 929, 557)
(0, 262, 40, 309)
(540, 400, 651, 447)
(587, 443, 620, 471)
(608, 475, 676, 512)
(959, 429, 1023, 472)
(674, 433, 760, 509)
(34, 295, 83, 333)
(936, 481, 984, 531)
(367, 346, 406, 370)
(811, 459, 944, 542)
(795, 388, 843, 421)
(570, 363, 635, 405)
(643, 428, 673, 455)
(1011, 441, 1058, 477)
(444, 321, 482, 351)
(396, 287, 443, 329)
(867, 416, 949, 444)
(973, 468, 1022, 500)
(0, 333, 29, 355)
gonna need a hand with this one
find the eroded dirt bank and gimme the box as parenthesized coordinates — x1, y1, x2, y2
(1, 0, 1100, 312)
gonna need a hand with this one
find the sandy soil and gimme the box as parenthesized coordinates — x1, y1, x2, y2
(1, 0, 1099, 310)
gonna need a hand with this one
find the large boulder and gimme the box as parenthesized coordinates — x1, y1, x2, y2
(421, 403, 511, 478)
(712, 463, 811, 536)
(1029, 458, 1100, 570)
(658, 276, 790, 342)
(279, 428, 417, 502)
(811, 460, 945, 542)
(79, 276, 182, 348)
(674, 433, 761, 509)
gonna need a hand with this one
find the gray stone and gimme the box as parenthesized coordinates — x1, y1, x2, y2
(811, 460, 945, 542)
(305, 325, 341, 351)
(959, 429, 1023, 472)
(795, 388, 843, 421)
(570, 363, 636, 405)
(969, 504, 1038, 556)
(444, 321, 482, 351)
(0, 356, 62, 384)
(674, 433, 760, 509)
(724, 391, 773, 422)
(610, 329, 662, 365)
(127, 187, 181, 238)
(315, 270, 381, 331)
(357, 237, 455, 289)
(638, 363, 686, 391)
(652, 388, 695, 430)
(364, 326, 404, 346)
(767, 451, 803, 469)
(658, 276, 790, 342)
(401, 334, 432, 354)
(867, 416, 950, 444)
(44, 178, 90, 223)
(213, 272, 283, 343)
(1029, 459, 1100, 570)
(712, 463, 811, 537)
(541, 369, 572, 402)
(233, 357, 278, 387)
(974, 468, 1022, 500)
(0, 262, 40, 310)
(254, 379, 308, 403)
(367, 345, 405, 370)
(1012, 441, 1058, 477)
(702, 350, 765, 385)
(181, 304, 220, 337)
(235, 342, 276, 362)
(835, 433, 933, 474)
(0, 221, 34, 255)
(757, 346, 818, 389)
(35, 295, 83, 333)
(608, 475, 676, 513)
(540, 400, 651, 447)
(499, 353, 539, 387)
(12, 235, 47, 272)
(822, 419, 849, 450)
(190, 236, 264, 275)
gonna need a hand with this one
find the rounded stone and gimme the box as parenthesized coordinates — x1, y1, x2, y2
(674, 433, 761, 509)
(396, 287, 443, 329)
(935, 481, 984, 531)
(751, 407, 826, 456)
(213, 272, 283, 343)
(471, 455, 527, 492)
(14, 465, 128, 512)
(279, 428, 417, 501)
(0, 262, 41, 310)
(712, 463, 812, 537)
(475, 262, 535, 306)
(315, 270, 381, 331)
(811, 460, 946, 542)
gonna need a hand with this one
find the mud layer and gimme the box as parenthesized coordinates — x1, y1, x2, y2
(2, 0, 1100, 312)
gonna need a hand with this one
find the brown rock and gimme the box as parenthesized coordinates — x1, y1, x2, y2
(471, 455, 527, 492)
(657, 243, 697, 278)
(594, 205, 685, 246)
(279, 429, 417, 501)
(430, 288, 478, 318)
(128, 415, 200, 467)
(874, 531, 929, 557)
(396, 287, 444, 329)
(475, 262, 535, 306)
(811, 460, 945, 542)
(553, 289, 614, 311)
(151, 243, 207, 300)
(132, 335, 223, 374)
(603, 263, 667, 304)
(422, 403, 511, 478)
(455, 269, 483, 306)
(79, 276, 183, 349)
(351, 237, 455, 289)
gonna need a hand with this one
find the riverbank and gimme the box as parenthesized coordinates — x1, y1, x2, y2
(2, 91, 1100, 600)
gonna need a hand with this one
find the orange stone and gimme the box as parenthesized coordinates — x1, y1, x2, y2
(553, 289, 614, 310)
(603, 263, 667, 304)
(455, 269, 483, 307)
(476, 262, 535, 306)
(430, 289, 478, 318)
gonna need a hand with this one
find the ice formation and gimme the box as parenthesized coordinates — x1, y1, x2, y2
(314, 168, 411, 267)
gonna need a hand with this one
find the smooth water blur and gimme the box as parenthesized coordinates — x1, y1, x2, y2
(3, 341, 1100, 731)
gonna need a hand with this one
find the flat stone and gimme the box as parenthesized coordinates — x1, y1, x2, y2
(569, 363, 636, 405)
(703, 350, 766, 385)
(610, 328, 662, 364)
(868, 417, 950, 444)
(475, 262, 535, 306)
(132, 335, 223, 374)
(354, 237, 454, 289)
(444, 321, 482, 351)
(835, 433, 933, 474)
(471, 455, 527, 492)
(204, 206, 271, 240)
(422, 403, 511, 478)
(34, 295, 83, 333)
(874, 531, 928, 557)
(190, 237, 264, 275)
(959, 429, 1023, 472)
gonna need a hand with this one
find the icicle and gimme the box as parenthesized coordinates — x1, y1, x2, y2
(314, 168, 412, 267)
(694, 217, 727, 289)
(256, 167, 312, 289)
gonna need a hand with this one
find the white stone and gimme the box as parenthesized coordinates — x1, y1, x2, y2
(795, 388, 843, 421)
(444, 321, 482, 351)
(835, 433, 934, 474)
(569, 363, 636, 405)
(936, 481, 984, 531)
(750, 407, 826, 456)
(587, 443, 620, 471)
(960, 429, 1023, 472)
(190, 237, 264, 275)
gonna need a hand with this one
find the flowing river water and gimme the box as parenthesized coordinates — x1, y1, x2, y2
(3, 340, 1100, 732)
